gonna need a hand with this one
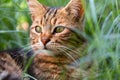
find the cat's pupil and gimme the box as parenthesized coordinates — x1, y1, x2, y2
(54, 26, 65, 33)
(35, 26, 41, 33)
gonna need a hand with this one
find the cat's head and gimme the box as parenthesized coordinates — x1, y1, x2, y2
(27, 0, 85, 56)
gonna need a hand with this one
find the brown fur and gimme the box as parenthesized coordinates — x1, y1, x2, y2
(27, 0, 89, 80)
(0, 52, 22, 80)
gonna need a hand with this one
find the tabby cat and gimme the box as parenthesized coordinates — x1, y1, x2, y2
(27, 0, 88, 80)
(0, 50, 22, 80)
(0, 0, 90, 80)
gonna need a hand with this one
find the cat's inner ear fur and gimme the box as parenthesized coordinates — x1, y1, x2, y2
(63, 0, 84, 21)
(27, 0, 47, 21)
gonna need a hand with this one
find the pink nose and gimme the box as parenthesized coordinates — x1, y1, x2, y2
(41, 37, 50, 45)
(41, 33, 51, 45)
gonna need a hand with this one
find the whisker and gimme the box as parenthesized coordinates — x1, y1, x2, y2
(64, 47, 81, 55)
(20, 43, 40, 51)
(58, 46, 81, 56)
(57, 48, 78, 64)
(18, 43, 41, 58)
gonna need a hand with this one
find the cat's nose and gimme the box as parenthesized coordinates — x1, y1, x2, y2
(41, 33, 52, 45)
(41, 37, 50, 45)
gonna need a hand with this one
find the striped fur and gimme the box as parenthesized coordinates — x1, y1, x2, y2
(27, 0, 88, 80)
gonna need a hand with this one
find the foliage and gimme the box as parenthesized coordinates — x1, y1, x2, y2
(0, 0, 120, 79)
(0, 0, 30, 50)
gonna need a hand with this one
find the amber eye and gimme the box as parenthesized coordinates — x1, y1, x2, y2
(35, 26, 41, 33)
(54, 26, 65, 33)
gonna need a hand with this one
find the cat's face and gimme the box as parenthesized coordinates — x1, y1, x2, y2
(27, 0, 84, 56)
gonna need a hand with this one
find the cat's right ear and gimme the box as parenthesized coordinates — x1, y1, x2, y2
(27, 0, 47, 21)
(62, 0, 84, 21)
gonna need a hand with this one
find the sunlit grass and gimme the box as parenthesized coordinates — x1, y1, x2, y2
(85, 0, 120, 79)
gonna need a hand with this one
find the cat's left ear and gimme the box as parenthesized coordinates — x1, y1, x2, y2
(63, 0, 84, 20)
(27, 0, 47, 21)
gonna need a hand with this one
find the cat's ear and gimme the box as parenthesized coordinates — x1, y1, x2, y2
(27, 0, 47, 21)
(63, 0, 84, 20)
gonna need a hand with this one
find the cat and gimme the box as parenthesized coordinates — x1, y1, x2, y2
(0, 50, 23, 80)
(0, 0, 91, 80)
(27, 0, 90, 80)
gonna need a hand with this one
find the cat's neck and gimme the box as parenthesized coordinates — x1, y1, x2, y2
(29, 54, 77, 79)
(34, 54, 76, 65)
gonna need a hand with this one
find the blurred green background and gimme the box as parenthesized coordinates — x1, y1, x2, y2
(0, 0, 120, 79)
(0, 0, 70, 50)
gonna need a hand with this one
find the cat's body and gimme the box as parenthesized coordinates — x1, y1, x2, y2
(0, 50, 22, 80)
(28, 50, 88, 80)
(0, 0, 91, 80)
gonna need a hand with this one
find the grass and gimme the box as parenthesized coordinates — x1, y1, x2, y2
(0, 0, 120, 79)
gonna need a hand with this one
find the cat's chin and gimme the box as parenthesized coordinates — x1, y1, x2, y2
(33, 49, 59, 57)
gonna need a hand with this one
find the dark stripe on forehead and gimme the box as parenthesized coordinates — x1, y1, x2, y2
(48, 8, 57, 25)
(52, 8, 57, 17)
(41, 8, 50, 26)
(48, 8, 57, 20)
(44, 8, 58, 24)
(44, 8, 51, 18)
(44, 8, 54, 19)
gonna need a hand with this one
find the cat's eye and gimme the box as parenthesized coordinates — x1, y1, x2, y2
(35, 26, 42, 33)
(54, 26, 65, 33)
